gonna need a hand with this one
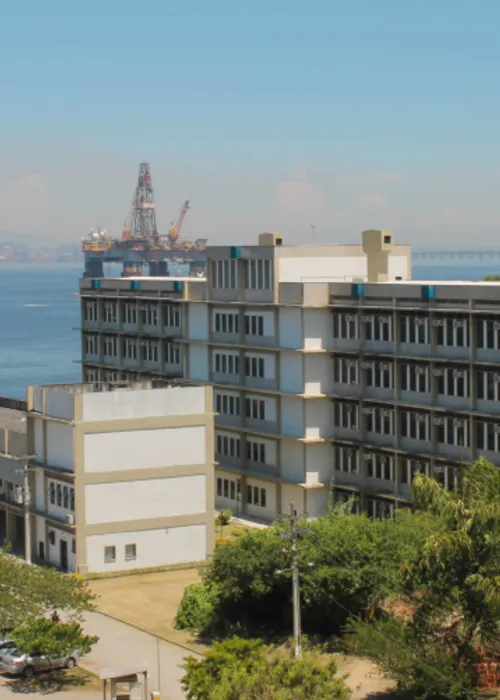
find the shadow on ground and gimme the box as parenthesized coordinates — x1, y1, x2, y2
(4, 668, 96, 695)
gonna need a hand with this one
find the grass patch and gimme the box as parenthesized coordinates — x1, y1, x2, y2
(91, 567, 205, 652)
(4, 666, 101, 694)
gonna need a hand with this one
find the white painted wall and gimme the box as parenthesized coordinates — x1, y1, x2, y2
(188, 344, 209, 381)
(388, 255, 409, 279)
(305, 400, 332, 439)
(46, 477, 75, 522)
(34, 419, 44, 463)
(248, 437, 277, 466)
(281, 397, 303, 437)
(85, 524, 207, 573)
(305, 443, 333, 485)
(46, 422, 74, 471)
(83, 426, 206, 472)
(35, 515, 45, 553)
(47, 526, 76, 572)
(303, 309, 333, 350)
(215, 469, 242, 512)
(304, 355, 332, 395)
(33, 387, 43, 413)
(278, 308, 302, 349)
(281, 483, 304, 513)
(35, 469, 45, 511)
(280, 442, 304, 482)
(246, 478, 276, 522)
(279, 256, 367, 283)
(45, 390, 74, 420)
(279, 353, 303, 393)
(84, 475, 207, 524)
(306, 488, 329, 518)
(188, 304, 209, 341)
(82, 386, 206, 421)
(246, 394, 276, 422)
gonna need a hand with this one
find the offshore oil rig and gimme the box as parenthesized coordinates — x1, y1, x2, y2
(82, 163, 207, 277)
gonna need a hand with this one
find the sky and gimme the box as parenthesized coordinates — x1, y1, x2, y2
(1, 0, 500, 249)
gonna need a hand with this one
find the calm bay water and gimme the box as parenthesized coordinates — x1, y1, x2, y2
(1, 262, 499, 399)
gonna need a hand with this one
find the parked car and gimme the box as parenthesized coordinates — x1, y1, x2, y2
(0, 648, 78, 677)
(0, 638, 13, 651)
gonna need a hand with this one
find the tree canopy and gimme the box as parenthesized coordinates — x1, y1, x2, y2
(181, 637, 349, 700)
(0, 550, 95, 632)
(11, 619, 98, 660)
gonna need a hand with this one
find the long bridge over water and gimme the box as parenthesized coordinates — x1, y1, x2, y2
(413, 250, 500, 262)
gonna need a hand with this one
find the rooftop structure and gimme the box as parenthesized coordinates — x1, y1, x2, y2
(77, 229, 500, 522)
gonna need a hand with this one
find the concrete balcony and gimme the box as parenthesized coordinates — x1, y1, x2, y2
(244, 418, 278, 435)
(243, 459, 279, 478)
(364, 385, 395, 402)
(244, 334, 276, 348)
(82, 319, 100, 331)
(122, 355, 140, 370)
(476, 399, 500, 416)
(212, 372, 240, 387)
(400, 342, 432, 357)
(123, 321, 140, 333)
(243, 376, 278, 392)
(164, 362, 183, 377)
(362, 340, 395, 355)
(435, 442, 473, 462)
(365, 431, 396, 449)
(331, 425, 361, 441)
(332, 339, 363, 353)
(331, 470, 363, 490)
(102, 353, 121, 367)
(331, 382, 363, 398)
(435, 393, 472, 412)
(476, 348, 499, 363)
(399, 436, 432, 456)
(84, 352, 100, 365)
(216, 414, 243, 430)
(212, 332, 240, 346)
(435, 344, 471, 361)
(365, 477, 397, 497)
(101, 320, 120, 332)
(399, 390, 433, 407)
(164, 325, 182, 338)
(142, 323, 162, 336)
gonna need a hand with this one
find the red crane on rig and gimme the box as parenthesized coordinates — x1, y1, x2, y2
(167, 199, 190, 248)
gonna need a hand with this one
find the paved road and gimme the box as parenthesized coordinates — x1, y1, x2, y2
(82, 611, 195, 700)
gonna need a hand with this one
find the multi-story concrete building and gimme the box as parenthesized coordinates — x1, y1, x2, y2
(1, 382, 214, 572)
(0, 398, 29, 553)
(80, 230, 426, 522)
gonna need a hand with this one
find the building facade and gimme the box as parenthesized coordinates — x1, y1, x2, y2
(0, 399, 29, 553)
(19, 381, 214, 573)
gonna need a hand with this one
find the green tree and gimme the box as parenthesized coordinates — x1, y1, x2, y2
(11, 619, 98, 663)
(176, 504, 439, 637)
(346, 458, 500, 699)
(181, 636, 349, 700)
(0, 551, 96, 631)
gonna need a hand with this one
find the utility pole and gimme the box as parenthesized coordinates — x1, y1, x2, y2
(13, 455, 37, 565)
(276, 503, 313, 658)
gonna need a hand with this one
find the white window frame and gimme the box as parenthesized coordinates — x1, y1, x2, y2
(214, 352, 240, 375)
(104, 546, 116, 563)
(476, 370, 500, 401)
(125, 303, 137, 325)
(367, 498, 394, 519)
(365, 452, 394, 481)
(244, 354, 266, 379)
(165, 304, 181, 328)
(215, 432, 241, 459)
(476, 421, 500, 452)
(104, 302, 117, 324)
(125, 544, 137, 561)
(435, 367, 469, 398)
(400, 315, 428, 345)
(245, 259, 273, 291)
(333, 312, 359, 340)
(434, 416, 469, 446)
(364, 361, 393, 389)
(365, 407, 394, 436)
(363, 314, 393, 342)
(84, 301, 98, 323)
(245, 397, 265, 420)
(244, 314, 265, 336)
(215, 392, 241, 417)
(334, 402, 358, 429)
(401, 364, 429, 393)
(103, 335, 118, 358)
(166, 342, 181, 365)
(334, 446, 359, 474)
(85, 335, 98, 355)
(211, 259, 238, 289)
(334, 357, 359, 384)
(434, 317, 469, 347)
(399, 459, 429, 485)
(214, 311, 240, 334)
(246, 439, 267, 464)
(247, 484, 267, 508)
(124, 338, 137, 360)
(401, 411, 429, 441)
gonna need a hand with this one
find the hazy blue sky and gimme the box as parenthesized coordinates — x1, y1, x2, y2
(1, 0, 500, 248)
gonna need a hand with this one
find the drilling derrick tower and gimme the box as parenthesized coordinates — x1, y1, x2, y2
(131, 162, 158, 241)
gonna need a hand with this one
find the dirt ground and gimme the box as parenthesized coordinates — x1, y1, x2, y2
(91, 567, 204, 651)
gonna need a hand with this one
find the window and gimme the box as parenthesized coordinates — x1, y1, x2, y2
(142, 304, 159, 326)
(434, 416, 469, 446)
(103, 336, 118, 358)
(86, 368, 99, 383)
(142, 340, 159, 363)
(400, 315, 428, 344)
(247, 485, 267, 507)
(367, 498, 394, 519)
(476, 370, 500, 401)
(435, 367, 469, 398)
(124, 338, 138, 360)
(85, 335, 99, 355)
(214, 311, 240, 334)
(365, 408, 394, 436)
(364, 361, 393, 389)
(334, 357, 359, 384)
(125, 544, 137, 561)
(399, 459, 429, 485)
(432, 465, 460, 492)
(63, 486, 69, 509)
(245, 398, 265, 420)
(215, 392, 241, 417)
(366, 453, 393, 481)
(49, 482, 56, 505)
(245, 260, 273, 290)
(400, 363, 429, 393)
(104, 302, 117, 324)
(214, 352, 239, 375)
(48, 531, 56, 546)
(104, 546, 116, 563)
(400, 411, 429, 441)
(244, 355, 265, 378)
(334, 446, 359, 474)
(124, 303, 137, 325)
(56, 484, 62, 507)
(166, 342, 181, 365)
(84, 302, 98, 322)
(363, 314, 393, 342)
(476, 421, 500, 452)
(70, 488, 75, 511)
(246, 439, 266, 464)
(244, 315, 264, 336)
(216, 433, 241, 459)
(211, 259, 238, 289)
(434, 316, 469, 347)
(334, 402, 358, 429)
(71, 539, 76, 555)
(165, 304, 181, 328)
(333, 491, 360, 513)
(333, 312, 359, 340)
(216, 477, 241, 501)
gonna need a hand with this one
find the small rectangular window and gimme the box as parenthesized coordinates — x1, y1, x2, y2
(216, 477, 222, 496)
(104, 546, 116, 563)
(71, 539, 76, 555)
(125, 544, 137, 561)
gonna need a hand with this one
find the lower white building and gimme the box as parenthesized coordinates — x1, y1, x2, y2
(26, 380, 214, 573)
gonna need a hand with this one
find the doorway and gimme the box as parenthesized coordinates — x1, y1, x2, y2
(38, 541, 45, 561)
(60, 539, 68, 572)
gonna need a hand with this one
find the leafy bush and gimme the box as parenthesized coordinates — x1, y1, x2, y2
(175, 583, 221, 633)
(218, 509, 232, 526)
(11, 619, 98, 660)
(181, 636, 349, 700)
(230, 528, 245, 537)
